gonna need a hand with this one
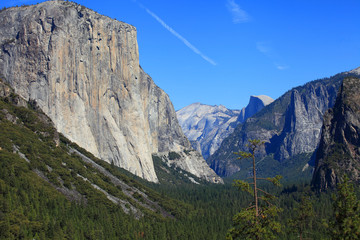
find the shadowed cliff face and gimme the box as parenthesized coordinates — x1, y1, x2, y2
(312, 77, 360, 191)
(237, 95, 274, 123)
(176, 96, 273, 161)
(208, 70, 360, 177)
(0, 1, 221, 183)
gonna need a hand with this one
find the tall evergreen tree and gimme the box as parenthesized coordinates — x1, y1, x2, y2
(227, 139, 282, 240)
(287, 196, 315, 239)
(331, 176, 360, 240)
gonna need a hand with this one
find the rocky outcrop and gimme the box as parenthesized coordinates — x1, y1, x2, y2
(176, 96, 273, 160)
(176, 103, 240, 159)
(208, 70, 360, 177)
(238, 95, 274, 123)
(0, 78, 29, 109)
(0, 1, 221, 183)
(268, 82, 337, 161)
(312, 77, 360, 191)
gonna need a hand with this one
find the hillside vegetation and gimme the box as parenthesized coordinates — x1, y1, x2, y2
(1, 79, 359, 239)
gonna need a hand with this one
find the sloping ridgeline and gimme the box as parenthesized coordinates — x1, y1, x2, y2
(176, 103, 241, 160)
(0, 77, 355, 240)
(0, 1, 221, 184)
(0, 78, 212, 239)
(176, 96, 273, 161)
(208, 68, 360, 181)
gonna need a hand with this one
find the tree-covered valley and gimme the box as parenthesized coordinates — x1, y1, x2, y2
(0, 2, 360, 239)
(1, 78, 359, 239)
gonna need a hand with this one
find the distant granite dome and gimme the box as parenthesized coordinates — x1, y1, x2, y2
(208, 67, 360, 178)
(312, 77, 360, 191)
(257, 95, 275, 105)
(0, 1, 221, 183)
(348, 66, 360, 75)
(238, 95, 274, 123)
(176, 95, 273, 160)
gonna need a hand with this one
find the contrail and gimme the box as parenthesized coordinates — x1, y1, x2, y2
(137, 3, 217, 66)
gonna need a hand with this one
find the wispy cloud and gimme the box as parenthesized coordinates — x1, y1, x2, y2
(256, 42, 272, 56)
(275, 63, 289, 70)
(256, 41, 289, 70)
(135, 2, 216, 66)
(226, 0, 250, 24)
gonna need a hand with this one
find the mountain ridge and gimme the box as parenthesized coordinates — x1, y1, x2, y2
(0, 1, 221, 183)
(176, 95, 273, 160)
(208, 68, 360, 179)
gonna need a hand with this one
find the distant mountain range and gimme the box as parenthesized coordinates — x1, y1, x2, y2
(176, 95, 274, 160)
(177, 67, 360, 182)
(207, 67, 360, 180)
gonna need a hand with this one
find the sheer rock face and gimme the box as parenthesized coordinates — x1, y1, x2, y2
(238, 95, 274, 123)
(208, 71, 360, 177)
(270, 83, 337, 161)
(176, 96, 273, 160)
(312, 77, 360, 191)
(0, 1, 221, 183)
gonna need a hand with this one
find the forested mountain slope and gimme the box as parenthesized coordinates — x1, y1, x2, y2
(1, 75, 358, 240)
(0, 1, 220, 183)
(0, 77, 195, 237)
(208, 68, 360, 180)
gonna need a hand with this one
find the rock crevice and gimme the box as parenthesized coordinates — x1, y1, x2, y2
(312, 77, 360, 190)
(0, 1, 220, 183)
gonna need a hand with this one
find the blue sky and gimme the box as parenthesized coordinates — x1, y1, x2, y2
(2, 0, 360, 110)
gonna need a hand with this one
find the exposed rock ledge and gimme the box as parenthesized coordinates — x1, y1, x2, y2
(0, 1, 221, 183)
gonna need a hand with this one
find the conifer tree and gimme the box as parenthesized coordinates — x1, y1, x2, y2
(227, 139, 282, 240)
(331, 175, 360, 240)
(287, 196, 315, 240)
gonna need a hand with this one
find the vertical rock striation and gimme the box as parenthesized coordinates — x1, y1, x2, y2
(0, 1, 221, 183)
(269, 82, 337, 161)
(208, 70, 360, 177)
(312, 77, 360, 191)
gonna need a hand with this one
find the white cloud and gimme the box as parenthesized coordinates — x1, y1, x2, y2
(137, 2, 216, 66)
(256, 42, 289, 70)
(275, 63, 289, 70)
(226, 0, 250, 24)
(256, 41, 272, 55)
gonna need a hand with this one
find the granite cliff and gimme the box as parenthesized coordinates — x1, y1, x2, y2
(0, 1, 221, 183)
(238, 95, 274, 123)
(176, 96, 273, 160)
(208, 69, 360, 178)
(312, 77, 360, 191)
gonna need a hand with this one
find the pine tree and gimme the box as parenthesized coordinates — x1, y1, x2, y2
(331, 175, 360, 240)
(227, 139, 282, 240)
(287, 196, 315, 239)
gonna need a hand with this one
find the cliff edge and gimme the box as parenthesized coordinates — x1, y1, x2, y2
(0, 1, 221, 183)
(312, 77, 360, 190)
